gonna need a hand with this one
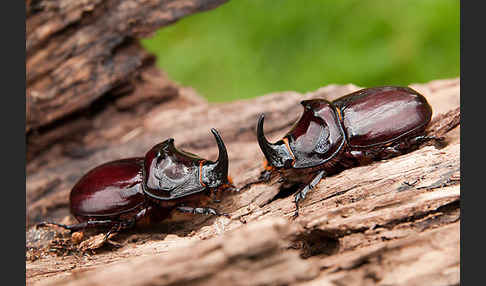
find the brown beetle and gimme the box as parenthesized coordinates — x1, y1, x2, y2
(38, 129, 236, 237)
(256, 86, 443, 217)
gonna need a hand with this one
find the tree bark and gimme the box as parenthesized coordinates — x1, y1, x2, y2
(26, 77, 460, 286)
(26, 1, 460, 285)
(26, 0, 227, 162)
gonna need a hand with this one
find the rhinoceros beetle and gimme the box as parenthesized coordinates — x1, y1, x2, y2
(256, 86, 443, 217)
(38, 128, 235, 236)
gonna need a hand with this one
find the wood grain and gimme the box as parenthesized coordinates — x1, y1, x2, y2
(26, 0, 228, 161)
(26, 78, 460, 286)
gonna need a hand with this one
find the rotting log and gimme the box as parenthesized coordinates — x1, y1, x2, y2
(26, 78, 460, 286)
(26, 1, 460, 285)
(26, 0, 227, 162)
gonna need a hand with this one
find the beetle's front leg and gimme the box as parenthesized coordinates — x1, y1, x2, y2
(293, 170, 326, 218)
(237, 169, 274, 192)
(259, 169, 273, 182)
(176, 206, 230, 218)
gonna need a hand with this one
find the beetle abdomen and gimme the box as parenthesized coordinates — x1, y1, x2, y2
(334, 86, 432, 148)
(70, 158, 146, 218)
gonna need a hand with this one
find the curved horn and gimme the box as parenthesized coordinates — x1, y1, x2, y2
(211, 128, 228, 175)
(201, 128, 229, 188)
(257, 114, 275, 160)
(256, 114, 293, 168)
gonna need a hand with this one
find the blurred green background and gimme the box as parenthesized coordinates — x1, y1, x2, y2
(141, 0, 460, 102)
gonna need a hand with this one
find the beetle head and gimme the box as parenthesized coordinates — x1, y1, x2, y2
(257, 100, 346, 170)
(143, 138, 204, 199)
(143, 129, 234, 199)
(200, 128, 233, 188)
(257, 114, 295, 169)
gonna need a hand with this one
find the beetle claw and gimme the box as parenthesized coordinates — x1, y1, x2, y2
(291, 194, 302, 219)
(259, 170, 272, 182)
(225, 185, 239, 192)
(291, 209, 300, 219)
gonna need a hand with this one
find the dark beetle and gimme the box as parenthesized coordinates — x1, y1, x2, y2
(256, 86, 443, 217)
(39, 129, 235, 235)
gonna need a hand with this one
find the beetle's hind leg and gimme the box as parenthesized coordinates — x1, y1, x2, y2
(36, 219, 115, 232)
(292, 170, 326, 219)
(36, 207, 147, 233)
(410, 135, 446, 148)
(101, 220, 137, 246)
(176, 206, 230, 218)
(377, 134, 446, 160)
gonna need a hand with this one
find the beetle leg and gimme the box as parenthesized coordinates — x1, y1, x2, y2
(36, 208, 147, 233)
(36, 219, 115, 232)
(259, 169, 273, 182)
(176, 206, 230, 218)
(410, 135, 445, 148)
(292, 170, 326, 218)
(381, 135, 445, 159)
(225, 185, 239, 192)
(380, 146, 403, 159)
(90, 222, 131, 249)
(102, 225, 120, 244)
(237, 169, 274, 191)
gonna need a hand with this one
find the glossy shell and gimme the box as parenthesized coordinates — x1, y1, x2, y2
(143, 138, 206, 200)
(333, 86, 432, 148)
(70, 158, 145, 219)
(258, 86, 433, 170)
(284, 100, 345, 168)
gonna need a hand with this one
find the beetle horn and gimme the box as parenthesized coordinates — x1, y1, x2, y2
(257, 114, 273, 157)
(201, 129, 229, 188)
(211, 128, 229, 176)
(257, 114, 293, 168)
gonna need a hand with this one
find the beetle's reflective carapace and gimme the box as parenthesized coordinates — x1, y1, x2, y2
(256, 86, 442, 217)
(40, 129, 235, 236)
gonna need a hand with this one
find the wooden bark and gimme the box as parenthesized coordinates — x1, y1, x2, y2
(26, 0, 227, 161)
(26, 78, 460, 286)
